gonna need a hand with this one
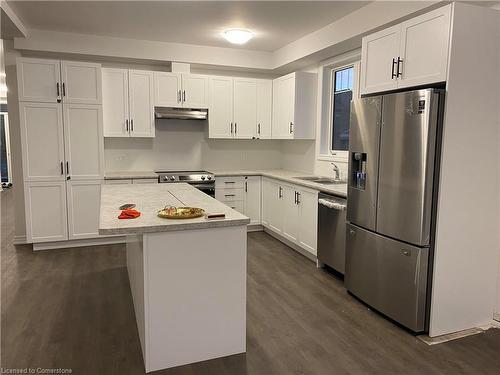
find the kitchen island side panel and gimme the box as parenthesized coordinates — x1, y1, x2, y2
(143, 225, 247, 372)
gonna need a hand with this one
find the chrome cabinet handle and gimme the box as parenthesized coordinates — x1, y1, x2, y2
(178, 90, 181, 103)
(257, 123, 261, 135)
(234, 123, 237, 134)
(131, 119, 134, 132)
(183, 90, 186, 102)
(66, 161, 70, 180)
(126, 119, 129, 132)
(245, 181, 248, 192)
(296, 192, 301, 204)
(56, 82, 60, 99)
(224, 194, 236, 197)
(397, 57, 403, 78)
(230, 122, 233, 134)
(60, 161, 64, 175)
(392, 58, 397, 79)
(278, 186, 283, 198)
(62, 82, 66, 97)
(289, 122, 293, 133)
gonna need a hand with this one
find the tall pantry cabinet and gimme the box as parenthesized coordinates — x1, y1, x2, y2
(17, 57, 104, 243)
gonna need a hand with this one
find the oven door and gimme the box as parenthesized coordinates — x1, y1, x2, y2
(190, 183, 215, 198)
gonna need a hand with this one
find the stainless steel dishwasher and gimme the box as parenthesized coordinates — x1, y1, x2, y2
(317, 192, 347, 274)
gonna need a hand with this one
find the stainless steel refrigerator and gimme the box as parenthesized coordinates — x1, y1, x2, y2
(345, 88, 444, 333)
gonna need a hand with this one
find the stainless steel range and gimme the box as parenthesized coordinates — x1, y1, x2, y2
(156, 170, 215, 197)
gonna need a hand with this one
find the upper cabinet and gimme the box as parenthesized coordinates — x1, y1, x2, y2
(154, 72, 209, 109)
(208, 76, 273, 139)
(102, 68, 155, 138)
(17, 58, 102, 104)
(272, 72, 317, 140)
(360, 5, 452, 95)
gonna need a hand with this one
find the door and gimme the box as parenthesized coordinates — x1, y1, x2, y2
(25, 181, 68, 243)
(347, 96, 382, 231)
(154, 72, 182, 107)
(102, 68, 130, 137)
(61, 61, 102, 104)
(19, 102, 65, 182)
(17, 58, 61, 103)
(129, 70, 155, 137)
(66, 180, 102, 239)
(261, 178, 272, 226)
(256, 80, 272, 139)
(377, 89, 439, 246)
(63, 104, 104, 180)
(233, 78, 257, 139)
(360, 25, 400, 95)
(209, 76, 234, 138)
(182, 74, 209, 108)
(297, 188, 318, 255)
(244, 176, 261, 225)
(345, 223, 429, 332)
(282, 185, 299, 242)
(273, 75, 295, 139)
(398, 6, 451, 89)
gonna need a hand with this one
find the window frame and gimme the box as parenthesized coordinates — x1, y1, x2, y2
(328, 61, 360, 161)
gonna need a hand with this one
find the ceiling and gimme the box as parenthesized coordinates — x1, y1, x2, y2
(7, 1, 370, 52)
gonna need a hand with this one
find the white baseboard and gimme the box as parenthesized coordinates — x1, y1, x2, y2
(13, 235, 28, 245)
(263, 226, 317, 262)
(247, 224, 263, 232)
(33, 236, 126, 251)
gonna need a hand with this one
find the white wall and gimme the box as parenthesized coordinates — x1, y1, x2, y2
(496, 8, 500, 321)
(105, 120, 283, 172)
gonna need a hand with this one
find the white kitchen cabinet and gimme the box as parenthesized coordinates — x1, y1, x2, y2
(209, 76, 234, 138)
(360, 25, 400, 95)
(102, 68, 130, 137)
(63, 104, 104, 180)
(296, 188, 318, 255)
(360, 4, 451, 95)
(61, 61, 102, 105)
(17, 58, 61, 103)
(154, 72, 182, 107)
(19, 102, 65, 182)
(25, 181, 68, 243)
(182, 74, 209, 108)
(103, 68, 155, 138)
(233, 78, 257, 139)
(262, 178, 284, 234)
(282, 184, 299, 243)
(66, 180, 102, 239)
(17, 58, 102, 104)
(243, 176, 261, 225)
(272, 72, 317, 140)
(154, 73, 209, 109)
(256, 80, 272, 139)
(129, 70, 155, 137)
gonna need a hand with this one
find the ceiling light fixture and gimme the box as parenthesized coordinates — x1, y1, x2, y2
(222, 29, 255, 45)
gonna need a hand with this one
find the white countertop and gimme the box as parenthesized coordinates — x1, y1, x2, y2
(105, 169, 347, 198)
(99, 183, 250, 235)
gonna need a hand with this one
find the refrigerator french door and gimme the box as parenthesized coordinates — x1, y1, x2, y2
(345, 88, 443, 333)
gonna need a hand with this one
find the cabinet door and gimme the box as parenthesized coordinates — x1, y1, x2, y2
(360, 25, 400, 95)
(154, 72, 182, 107)
(261, 178, 272, 226)
(272, 75, 295, 139)
(25, 181, 68, 243)
(262, 178, 283, 233)
(129, 70, 155, 137)
(244, 176, 261, 225)
(66, 180, 102, 239)
(233, 78, 257, 139)
(297, 188, 318, 255)
(182, 74, 209, 108)
(398, 6, 451, 89)
(208, 76, 234, 138)
(17, 58, 61, 103)
(63, 104, 104, 180)
(282, 185, 299, 242)
(19, 102, 65, 182)
(102, 68, 130, 137)
(61, 61, 102, 104)
(256, 80, 272, 139)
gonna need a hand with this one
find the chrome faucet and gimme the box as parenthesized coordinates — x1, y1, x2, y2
(331, 163, 340, 180)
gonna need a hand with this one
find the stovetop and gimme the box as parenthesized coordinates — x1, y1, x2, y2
(155, 170, 214, 183)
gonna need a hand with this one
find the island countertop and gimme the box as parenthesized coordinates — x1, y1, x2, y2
(99, 183, 250, 235)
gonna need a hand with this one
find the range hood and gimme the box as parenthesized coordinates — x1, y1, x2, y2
(154, 107, 208, 120)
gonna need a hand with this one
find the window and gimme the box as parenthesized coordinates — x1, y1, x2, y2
(331, 66, 354, 152)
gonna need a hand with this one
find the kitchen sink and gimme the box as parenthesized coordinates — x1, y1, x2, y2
(294, 176, 346, 185)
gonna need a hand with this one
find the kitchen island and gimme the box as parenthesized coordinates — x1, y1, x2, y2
(99, 183, 250, 373)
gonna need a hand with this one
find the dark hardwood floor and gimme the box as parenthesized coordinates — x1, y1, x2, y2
(2, 188, 500, 374)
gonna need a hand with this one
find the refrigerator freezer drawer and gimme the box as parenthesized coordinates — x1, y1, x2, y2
(345, 223, 429, 332)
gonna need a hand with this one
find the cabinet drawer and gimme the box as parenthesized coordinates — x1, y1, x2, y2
(216, 188, 244, 202)
(224, 200, 244, 213)
(215, 176, 244, 189)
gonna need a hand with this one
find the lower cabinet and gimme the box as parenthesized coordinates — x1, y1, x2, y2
(66, 180, 102, 239)
(243, 176, 261, 225)
(215, 175, 261, 225)
(262, 177, 318, 256)
(25, 179, 104, 243)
